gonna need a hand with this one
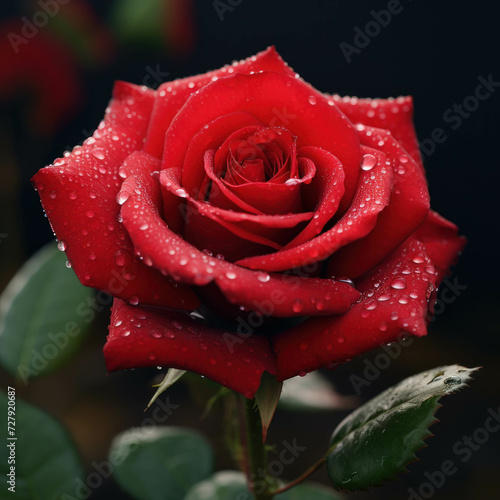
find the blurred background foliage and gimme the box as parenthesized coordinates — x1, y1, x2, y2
(0, 0, 498, 498)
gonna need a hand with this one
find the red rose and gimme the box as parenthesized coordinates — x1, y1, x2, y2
(32, 47, 465, 398)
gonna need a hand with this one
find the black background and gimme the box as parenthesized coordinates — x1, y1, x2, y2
(1, 1, 499, 499)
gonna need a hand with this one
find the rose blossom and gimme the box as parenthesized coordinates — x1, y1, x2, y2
(32, 47, 465, 398)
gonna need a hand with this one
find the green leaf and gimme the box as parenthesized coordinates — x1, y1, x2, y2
(110, 426, 213, 500)
(279, 372, 358, 412)
(147, 368, 186, 408)
(0, 241, 94, 383)
(327, 365, 479, 491)
(185, 471, 342, 499)
(255, 372, 282, 442)
(0, 390, 84, 499)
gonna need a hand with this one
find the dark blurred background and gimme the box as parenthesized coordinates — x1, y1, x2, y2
(0, 0, 498, 498)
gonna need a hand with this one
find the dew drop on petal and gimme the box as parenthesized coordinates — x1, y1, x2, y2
(377, 293, 391, 302)
(225, 271, 237, 280)
(292, 299, 304, 313)
(117, 192, 130, 205)
(86, 210, 95, 219)
(361, 154, 377, 171)
(129, 296, 139, 306)
(57, 240, 67, 251)
(390, 278, 406, 290)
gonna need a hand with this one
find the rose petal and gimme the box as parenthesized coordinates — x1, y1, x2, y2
(32, 82, 199, 310)
(330, 94, 424, 171)
(104, 299, 276, 398)
(144, 46, 297, 158)
(161, 71, 361, 213)
(415, 210, 466, 283)
(283, 146, 345, 248)
(120, 152, 360, 316)
(160, 168, 312, 261)
(273, 239, 438, 380)
(237, 146, 392, 272)
(327, 126, 430, 279)
(161, 112, 264, 232)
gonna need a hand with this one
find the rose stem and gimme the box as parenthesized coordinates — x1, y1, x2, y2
(237, 394, 275, 499)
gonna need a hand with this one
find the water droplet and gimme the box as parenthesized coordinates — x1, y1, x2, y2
(444, 376, 462, 386)
(412, 254, 425, 264)
(69, 191, 77, 200)
(391, 278, 406, 290)
(337, 335, 345, 344)
(409, 292, 418, 299)
(337, 277, 354, 287)
(257, 272, 270, 283)
(308, 95, 317, 105)
(225, 271, 237, 280)
(379, 322, 388, 332)
(121, 330, 131, 337)
(152, 331, 162, 339)
(140, 223, 149, 230)
(57, 240, 67, 251)
(91, 148, 105, 160)
(398, 296, 409, 305)
(114, 249, 128, 267)
(377, 293, 391, 302)
(200, 344, 208, 351)
(399, 154, 409, 164)
(86, 210, 95, 219)
(65, 260, 72, 268)
(117, 191, 130, 205)
(285, 178, 301, 186)
(292, 300, 304, 313)
(129, 296, 139, 306)
(208, 357, 217, 365)
(316, 300, 325, 311)
(89, 252, 96, 260)
(361, 154, 377, 171)
(174, 188, 188, 198)
(49, 191, 57, 199)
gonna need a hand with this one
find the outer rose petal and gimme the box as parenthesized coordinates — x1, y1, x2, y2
(120, 152, 360, 316)
(328, 125, 430, 279)
(32, 82, 199, 310)
(144, 46, 297, 158)
(330, 94, 424, 171)
(237, 146, 393, 272)
(415, 210, 466, 283)
(104, 299, 276, 398)
(161, 71, 361, 213)
(273, 239, 438, 381)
